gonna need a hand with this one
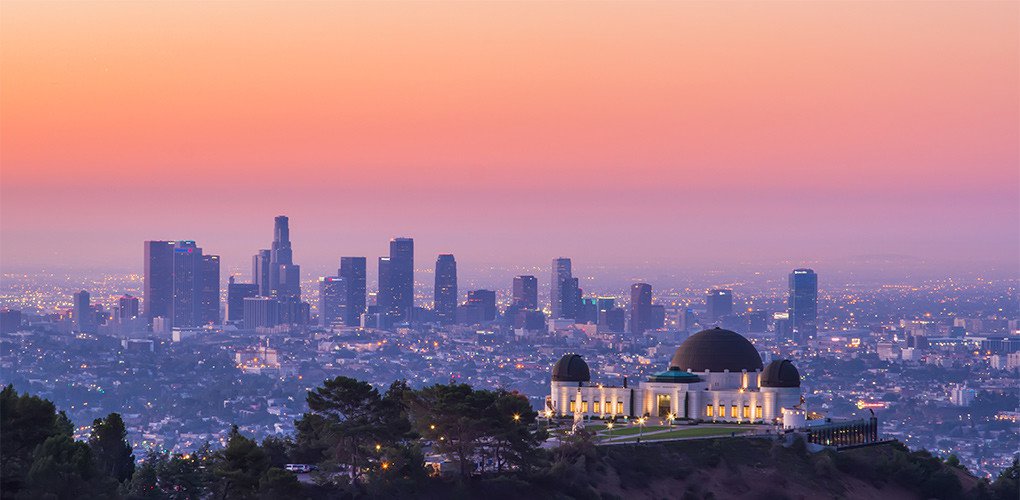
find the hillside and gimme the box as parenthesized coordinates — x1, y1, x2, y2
(403, 437, 1013, 500)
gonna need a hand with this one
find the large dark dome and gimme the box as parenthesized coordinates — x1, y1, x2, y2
(669, 327, 764, 372)
(552, 354, 591, 382)
(761, 359, 800, 388)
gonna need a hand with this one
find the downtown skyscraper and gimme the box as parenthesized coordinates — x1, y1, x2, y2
(705, 289, 733, 323)
(550, 257, 577, 319)
(338, 257, 367, 326)
(512, 275, 538, 310)
(379, 237, 414, 322)
(629, 282, 652, 334)
(144, 240, 220, 328)
(269, 216, 300, 300)
(789, 268, 818, 343)
(434, 254, 457, 325)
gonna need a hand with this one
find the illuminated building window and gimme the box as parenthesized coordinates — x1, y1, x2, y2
(706, 405, 714, 417)
(755, 406, 763, 419)
(582, 401, 588, 413)
(730, 405, 738, 418)
(617, 401, 624, 414)
(742, 406, 750, 418)
(569, 401, 575, 413)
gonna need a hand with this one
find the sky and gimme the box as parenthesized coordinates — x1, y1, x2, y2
(1, 1, 1017, 279)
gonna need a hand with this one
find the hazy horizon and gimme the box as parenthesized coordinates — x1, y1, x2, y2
(2, 2, 1017, 274)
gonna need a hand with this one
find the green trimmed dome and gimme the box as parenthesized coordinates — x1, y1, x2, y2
(647, 367, 701, 383)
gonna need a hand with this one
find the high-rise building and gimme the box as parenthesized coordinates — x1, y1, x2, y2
(512, 275, 538, 309)
(576, 298, 599, 324)
(72, 290, 93, 333)
(599, 307, 626, 333)
(377, 256, 391, 317)
(243, 296, 280, 329)
(252, 249, 272, 296)
(629, 283, 652, 334)
(387, 237, 414, 321)
(434, 254, 457, 325)
(338, 257, 367, 326)
(650, 304, 666, 330)
(705, 289, 733, 323)
(171, 241, 200, 327)
(144, 240, 175, 321)
(319, 276, 346, 328)
(146, 239, 219, 328)
(118, 295, 140, 319)
(226, 277, 259, 322)
(269, 216, 301, 300)
(199, 255, 220, 324)
(748, 310, 769, 333)
(466, 289, 497, 321)
(789, 268, 818, 342)
(550, 258, 572, 318)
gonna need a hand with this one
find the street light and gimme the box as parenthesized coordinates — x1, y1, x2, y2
(637, 417, 646, 443)
(667, 413, 675, 431)
(513, 413, 521, 423)
(606, 421, 614, 442)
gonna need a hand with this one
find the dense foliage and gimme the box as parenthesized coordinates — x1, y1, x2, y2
(2, 381, 1017, 499)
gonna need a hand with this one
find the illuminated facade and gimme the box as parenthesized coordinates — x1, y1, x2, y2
(547, 328, 804, 424)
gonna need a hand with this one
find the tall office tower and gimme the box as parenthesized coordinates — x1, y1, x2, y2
(650, 305, 666, 330)
(705, 289, 733, 323)
(629, 283, 653, 334)
(550, 258, 572, 318)
(338, 257, 367, 326)
(252, 249, 272, 296)
(144, 240, 175, 321)
(387, 237, 414, 321)
(269, 216, 301, 300)
(243, 296, 280, 329)
(377, 257, 391, 316)
(512, 275, 538, 309)
(171, 241, 201, 328)
(747, 310, 769, 333)
(680, 308, 698, 332)
(565, 278, 580, 319)
(596, 297, 616, 314)
(599, 307, 626, 333)
(118, 295, 140, 319)
(226, 277, 259, 322)
(199, 255, 220, 324)
(466, 289, 497, 321)
(434, 254, 457, 325)
(576, 298, 599, 324)
(72, 290, 93, 333)
(773, 311, 792, 342)
(318, 277, 346, 328)
(788, 268, 818, 343)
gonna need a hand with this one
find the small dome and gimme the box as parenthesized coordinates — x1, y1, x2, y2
(670, 327, 764, 372)
(761, 359, 800, 388)
(552, 354, 591, 382)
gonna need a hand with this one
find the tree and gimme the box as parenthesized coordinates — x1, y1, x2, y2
(260, 436, 292, 470)
(296, 376, 403, 482)
(89, 413, 135, 483)
(212, 425, 269, 499)
(409, 383, 487, 478)
(989, 456, 1019, 500)
(257, 467, 301, 499)
(20, 434, 118, 499)
(1, 384, 75, 496)
(125, 452, 162, 500)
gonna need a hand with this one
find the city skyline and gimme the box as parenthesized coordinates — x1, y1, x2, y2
(1, 1, 1017, 273)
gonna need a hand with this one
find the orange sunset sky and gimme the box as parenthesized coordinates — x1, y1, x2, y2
(1, 1, 1017, 276)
